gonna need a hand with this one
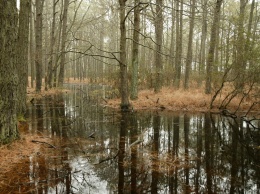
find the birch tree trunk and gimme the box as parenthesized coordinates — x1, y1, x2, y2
(0, 0, 19, 144)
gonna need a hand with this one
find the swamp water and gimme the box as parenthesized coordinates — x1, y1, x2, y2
(6, 84, 260, 193)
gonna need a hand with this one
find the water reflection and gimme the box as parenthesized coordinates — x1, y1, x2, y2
(9, 84, 260, 193)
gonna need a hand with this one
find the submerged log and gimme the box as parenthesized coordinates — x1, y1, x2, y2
(31, 140, 56, 148)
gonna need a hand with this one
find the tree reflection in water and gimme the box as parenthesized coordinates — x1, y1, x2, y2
(5, 84, 259, 193)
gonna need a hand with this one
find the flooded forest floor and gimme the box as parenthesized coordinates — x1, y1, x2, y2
(0, 80, 259, 192)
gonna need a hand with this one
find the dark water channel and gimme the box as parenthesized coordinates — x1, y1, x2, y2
(19, 84, 260, 193)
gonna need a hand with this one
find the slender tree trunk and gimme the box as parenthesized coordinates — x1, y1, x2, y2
(0, 0, 19, 144)
(58, 0, 69, 87)
(245, 0, 254, 67)
(198, 0, 208, 86)
(169, 0, 175, 76)
(119, 0, 130, 110)
(17, 0, 31, 115)
(47, 0, 58, 89)
(174, 0, 183, 88)
(99, 22, 104, 82)
(35, 0, 44, 92)
(205, 0, 223, 94)
(130, 0, 140, 100)
(29, 2, 35, 88)
(184, 0, 196, 89)
(154, 0, 163, 93)
(234, 0, 248, 90)
(53, 7, 63, 87)
(174, 0, 180, 87)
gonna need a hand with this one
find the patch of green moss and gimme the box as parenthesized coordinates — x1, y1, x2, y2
(17, 115, 26, 122)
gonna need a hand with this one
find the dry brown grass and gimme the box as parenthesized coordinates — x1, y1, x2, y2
(0, 135, 50, 171)
(27, 77, 259, 112)
(106, 86, 259, 112)
(106, 87, 210, 112)
(0, 123, 53, 193)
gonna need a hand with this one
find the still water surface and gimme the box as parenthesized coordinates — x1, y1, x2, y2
(20, 84, 260, 193)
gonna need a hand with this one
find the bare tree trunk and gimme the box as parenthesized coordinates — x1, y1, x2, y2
(245, 0, 255, 68)
(205, 0, 223, 94)
(234, 0, 248, 90)
(0, 0, 19, 144)
(99, 22, 104, 82)
(174, 0, 183, 88)
(198, 0, 208, 86)
(154, 0, 163, 93)
(29, 2, 35, 88)
(119, 0, 130, 110)
(17, 0, 31, 115)
(174, 0, 180, 87)
(184, 0, 196, 89)
(35, 0, 44, 92)
(130, 0, 140, 100)
(58, 0, 69, 87)
(47, 0, 58, 89)
(169, 0, 175, 76)
(53, 4, 63, 87)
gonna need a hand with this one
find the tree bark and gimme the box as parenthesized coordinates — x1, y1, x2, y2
(154, 0, 163, 93)
(174, 0, 183, 88)
(53, 3, 63, 87)
(29, 3, 35, 88)
(198, 0, 208, 86)
(35, 0, 44, 92)
(235, 0, 249, 90)
(0, 0, 19, 144)
(17, 0, 31, 115)
(58, 0, 70, 87)
(205, 0, 223, 94)
(169, 0, 175, 75)
(130, 0, 140, 100)
(119, 0, 130, 110)
(47, 0, 58, 89)
(184, 0, 196, 89)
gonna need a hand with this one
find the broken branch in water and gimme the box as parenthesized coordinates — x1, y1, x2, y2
(129, 139, 143, 147)
(88, 132, 95, 138)
(31, 140, 56, 148)
(95, 152, 119, 165)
